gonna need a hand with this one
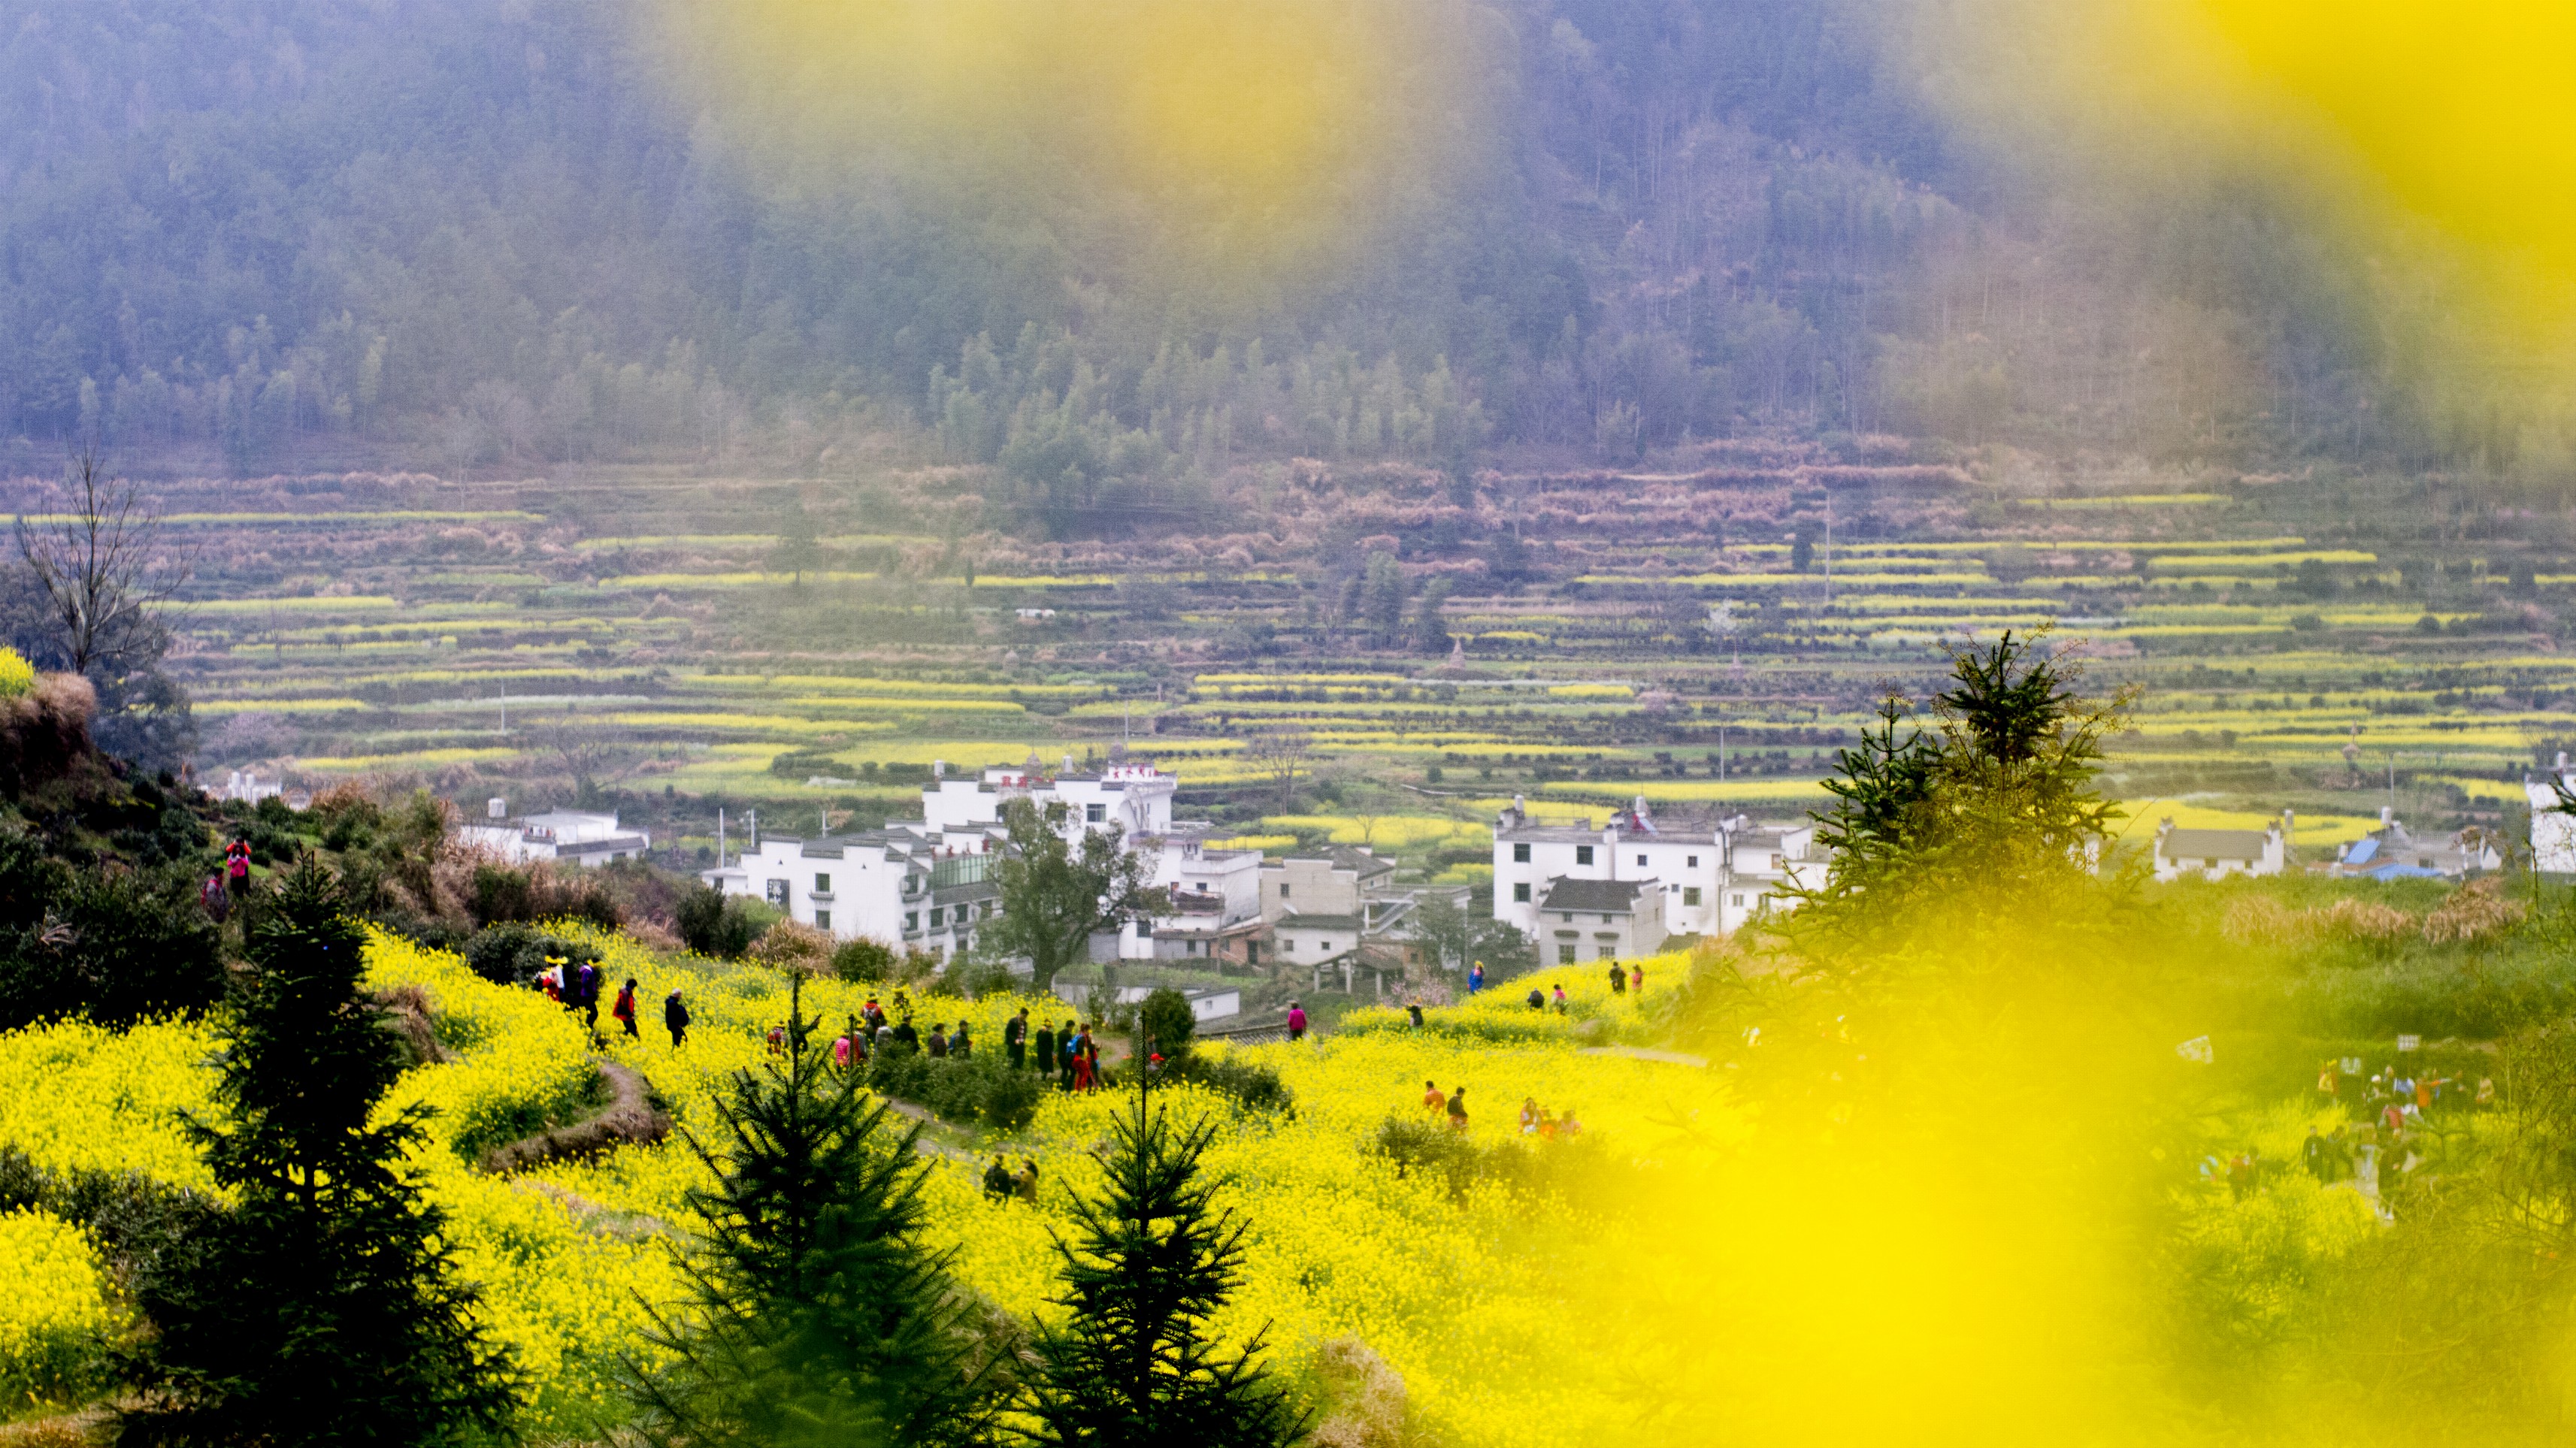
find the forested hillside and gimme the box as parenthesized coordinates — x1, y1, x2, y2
(0, 0, 2428, 486)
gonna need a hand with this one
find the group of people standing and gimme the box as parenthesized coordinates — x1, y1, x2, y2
(537, 960, 683, 1047)
(1001, 1008, 1109, 1092)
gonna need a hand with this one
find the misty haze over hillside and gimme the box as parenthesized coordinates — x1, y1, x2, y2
(0, 0, 2534, 494)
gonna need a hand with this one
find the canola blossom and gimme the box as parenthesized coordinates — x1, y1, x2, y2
(0, 1208, 117, 1412)
(0, 924, 2385, 1443)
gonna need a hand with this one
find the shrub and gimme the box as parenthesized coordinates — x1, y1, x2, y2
(467, 860, 619, 930)
(674, 885, 764, 959)
(1165, 1052, 1293, 1114)
(2422, 878, 2526, 945)
(462, 923, 602, 989)
(831, 936, 898, 981)
(0, 849, 226, 1031)
(749, 920, 834, 974)
(864, 1047, 1042, 1135)
(1140, 987, 1197, 1057)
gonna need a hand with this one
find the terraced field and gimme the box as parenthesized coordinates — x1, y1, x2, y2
(84, 465, 2570, 879)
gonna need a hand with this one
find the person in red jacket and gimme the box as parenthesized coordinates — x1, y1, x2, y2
(1286, 1001, 1308, 1041)
(611, 978, 638, 1039)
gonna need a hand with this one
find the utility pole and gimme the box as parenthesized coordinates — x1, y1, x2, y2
(718, 808, 726, 869)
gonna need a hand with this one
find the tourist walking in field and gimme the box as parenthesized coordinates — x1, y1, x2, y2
(1407, 999, 1424, 1029)
(892, 1015, 919, 1052)
(951, 1020, 971, 1057)
(1551, 984, 1568, 1012)
(1609, 961, 1627, 994)
(1006, 1008, 1030, 1069)
(1424, 1080, 1445, 1114)
(1059, 1021, 1079, 1089)
(1033, 1020, 1056, 1077)
(663, 989, 689, 1047)
(1469, 961, 1484, 994)
(1520, 1097, 1539, 1135)
(928, 1023, 949, 1059)
(1287, 1001, 1308, 1041)
(199, 872, 229, 923)
(1630, 961, 1645, 993)
(612, 978, 638, 1039)
(2303, 1127, 2328, 1183)
(1447, 1087, 1469, 1132)
(1072, 1030, 1097, 1093)
(1526, 987, 1545, 1011)
(225, 840, 251, 898)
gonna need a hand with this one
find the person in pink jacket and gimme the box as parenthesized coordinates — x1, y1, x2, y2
(1286, 1001, 1309, 1041)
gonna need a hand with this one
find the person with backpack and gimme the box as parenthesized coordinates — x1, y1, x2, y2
(611, 978, 639, 1039)
(224, 841, 252, 898)
(663, 989, 689, 1047)
(199, 873, 231, 924)
(1525, 986, 1545, 1011)
(1031, 1018, 1056, 1078)
(1058, 1020, 1080, 1090)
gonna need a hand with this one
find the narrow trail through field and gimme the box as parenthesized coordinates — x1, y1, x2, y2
(1578, 1044, 1711, 1068)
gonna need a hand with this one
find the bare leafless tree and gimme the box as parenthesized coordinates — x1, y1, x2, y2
(541, 709, 640, 807)
(13, 448, 186, 675)
(1244, 727, 1313, 811)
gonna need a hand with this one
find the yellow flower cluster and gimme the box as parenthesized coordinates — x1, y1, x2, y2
(0, 1209, 117, 1412)
(0, 1017, 219, 1192)
(0, 928, 1757, 1446)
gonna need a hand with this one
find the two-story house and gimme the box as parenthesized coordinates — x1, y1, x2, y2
(1491, 797, 1821, 945)
(1717, 819, 1821, 935)
(1491, 797, 1723, 941)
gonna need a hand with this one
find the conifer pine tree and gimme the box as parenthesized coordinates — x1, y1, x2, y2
(625, 972, 1002, 1448)
(1021, 1088, 1306, 1448)
(122, 854, 519, 1446)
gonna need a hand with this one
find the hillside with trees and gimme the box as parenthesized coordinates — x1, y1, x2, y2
(0, 0, 2462, 485)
